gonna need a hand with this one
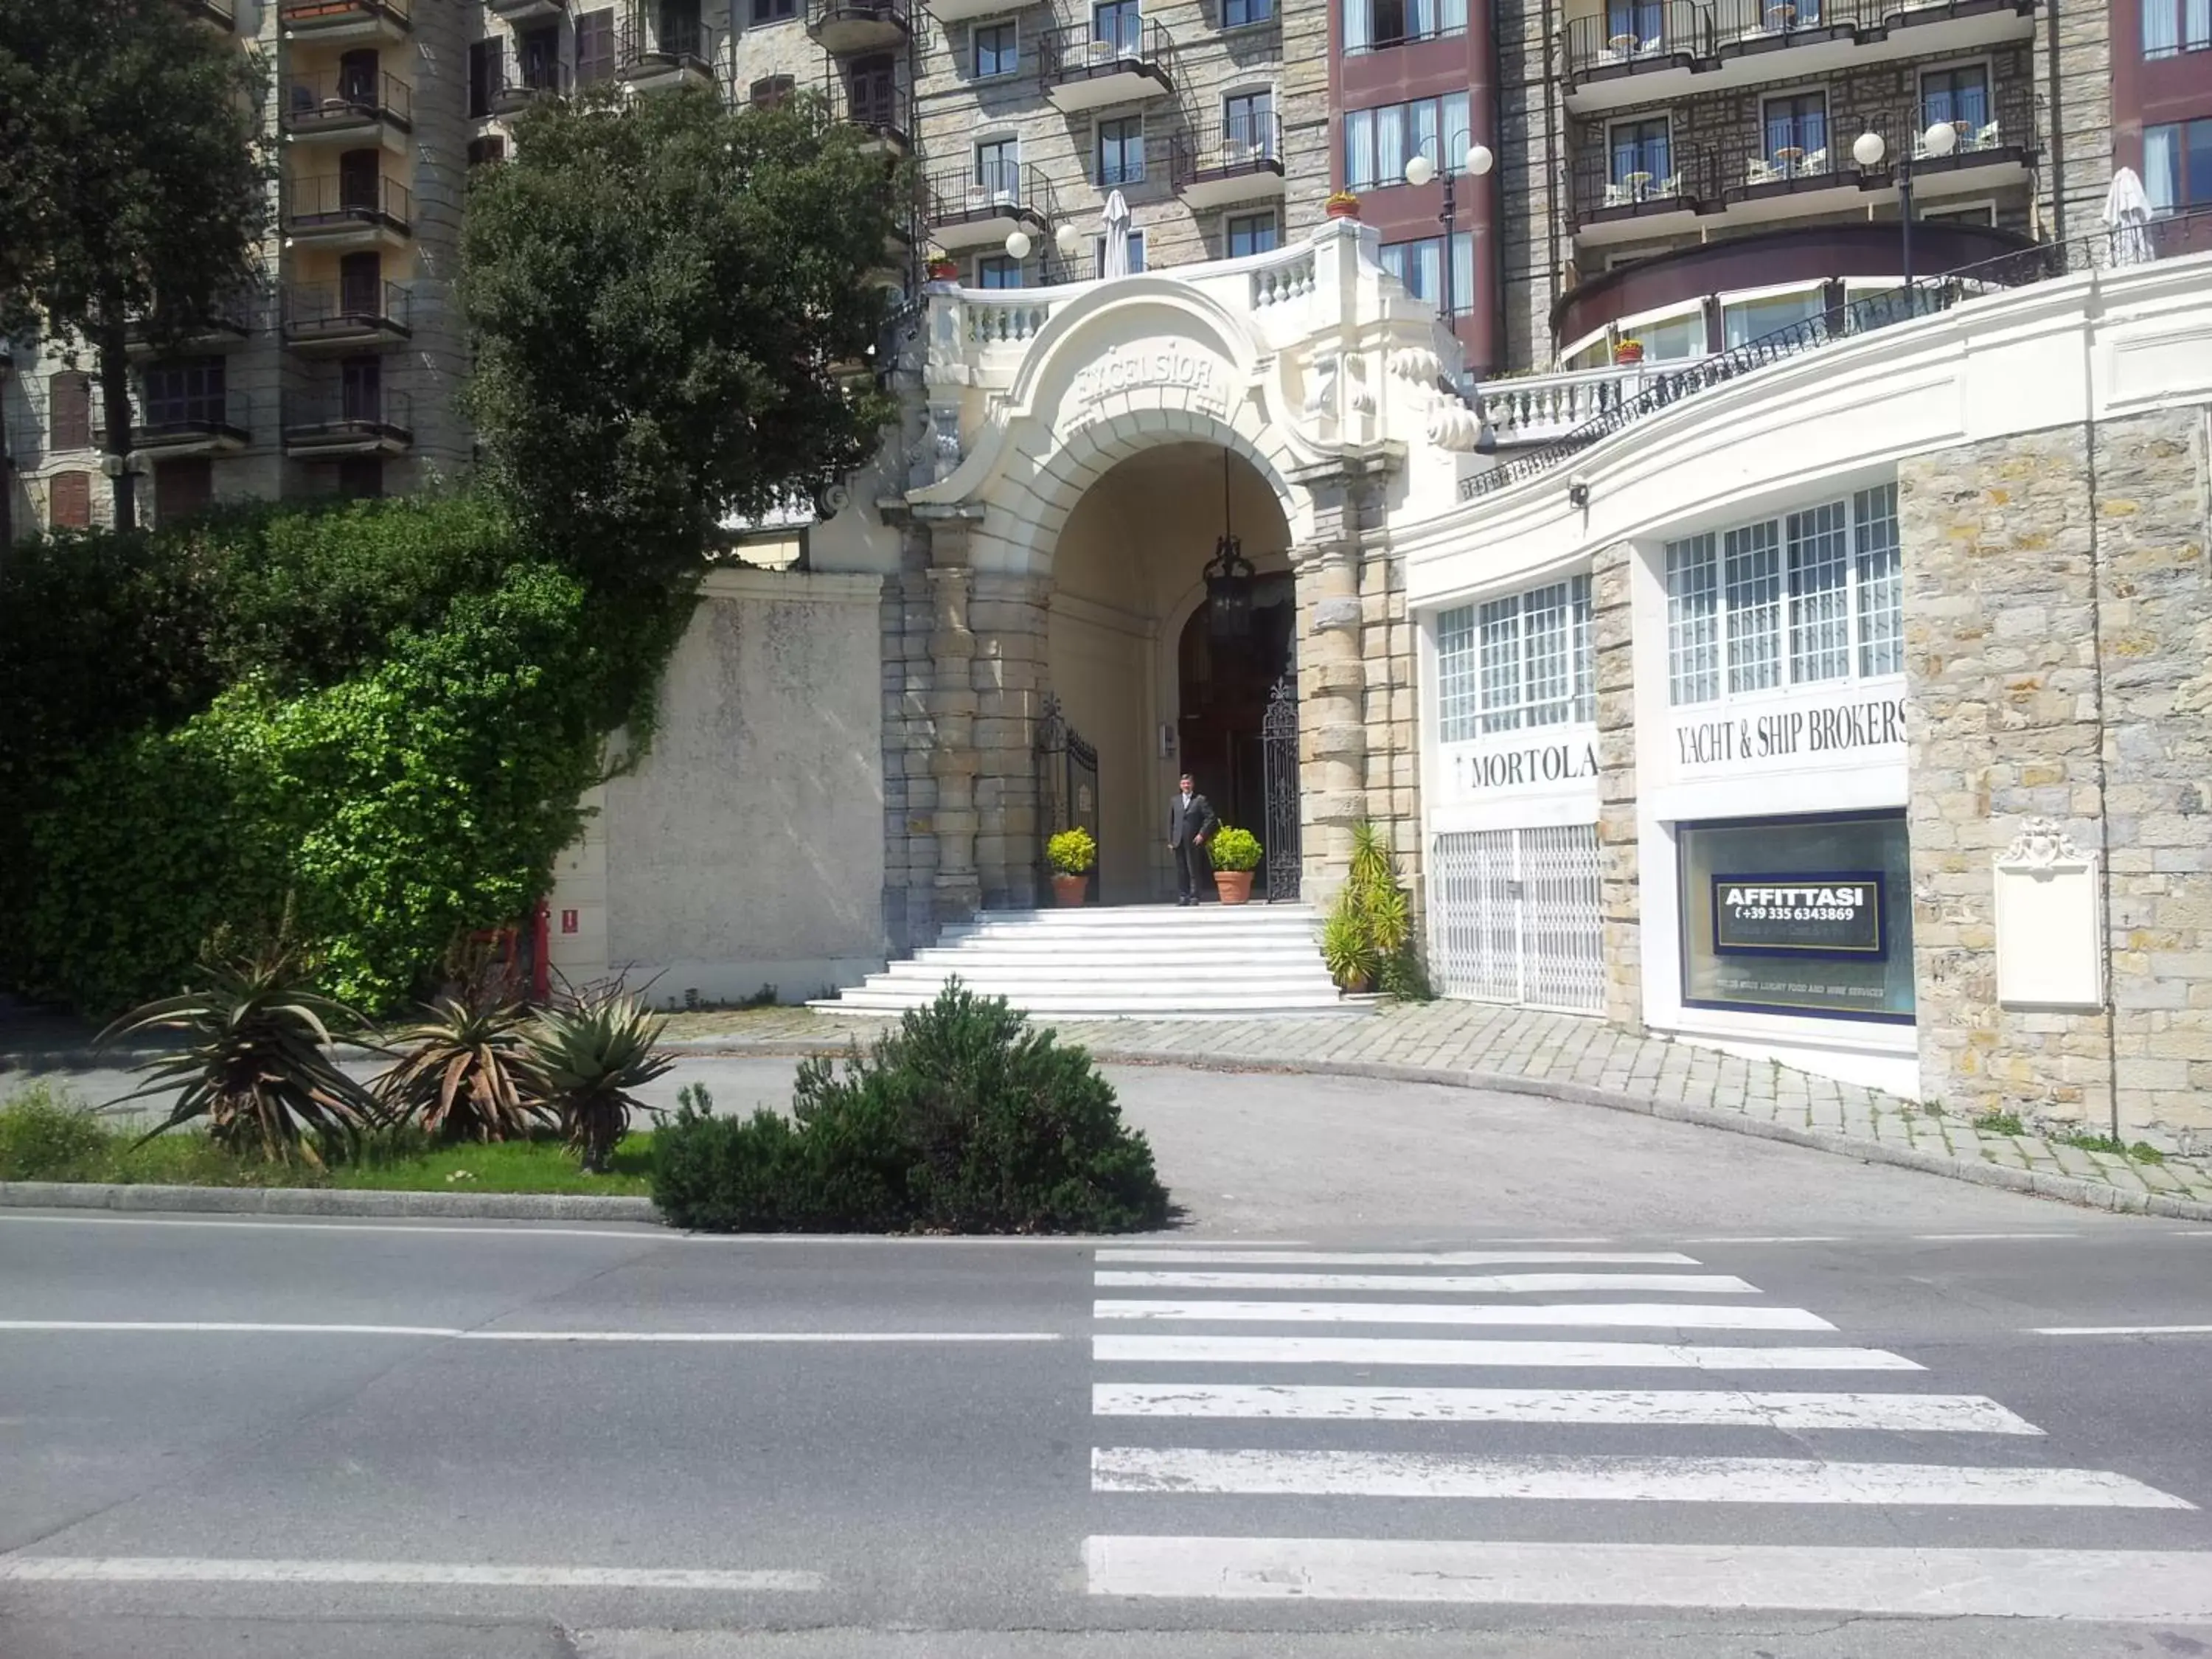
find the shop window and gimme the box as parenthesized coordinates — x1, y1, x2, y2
(49, 469, 92, 529)
(1225, 212, 1277, 257)
(49, 372, 92, 451)
(1665, 484, 1901, 707)
(1678, 810, 1914, 1022)
(1436, 577, 1594, 743)
(1722, 288, 1826, 349)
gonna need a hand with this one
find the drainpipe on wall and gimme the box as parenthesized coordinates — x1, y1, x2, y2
(2045, 0, 2065, 242)
(1543, 0, 1561, 355)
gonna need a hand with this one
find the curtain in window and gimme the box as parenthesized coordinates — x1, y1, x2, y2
(1437, 0, 1468, 30)
(1443, 91, 1470, 159)
(1405, 0, 1434, 33)
(1450, 233, 1475, 319)
(1408, 98, 1440, 173)
(1375, 104, 1406, 187)
(2144, 0, 2180, 55)
(1343, 0, 1370, 51)
(1344, 110, 1375, 192)
(2191, 0, 2211, 49)
(2146, 122, 2181, 212)
(1410, 238, 1442, 305)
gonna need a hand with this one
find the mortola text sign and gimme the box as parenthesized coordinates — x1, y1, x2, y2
(1711, 874, 1886, 959)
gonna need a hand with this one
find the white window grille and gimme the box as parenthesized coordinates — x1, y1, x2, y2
(1437, 577, 1593, 742)
(1431, 825, 1604, 1013)
(1667, 488, 1905, 706)
(1436, 602, 1481, 742)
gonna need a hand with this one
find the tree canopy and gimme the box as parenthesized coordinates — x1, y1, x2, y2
(460, 85, 906, 591)
(0, 0, 271, 530)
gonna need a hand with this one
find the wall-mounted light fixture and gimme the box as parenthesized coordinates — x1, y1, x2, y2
(1568, 475, 1591, 509)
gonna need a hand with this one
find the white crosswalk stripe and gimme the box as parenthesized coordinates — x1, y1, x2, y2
(1083, 1243, 2206, 1615)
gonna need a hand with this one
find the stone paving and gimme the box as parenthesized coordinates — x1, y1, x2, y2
(662, 998, 2212, 1218)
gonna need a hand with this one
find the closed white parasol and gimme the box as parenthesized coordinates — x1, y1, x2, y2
(2102, 167, 2154, 268)
(1102, 188, 1132, 280)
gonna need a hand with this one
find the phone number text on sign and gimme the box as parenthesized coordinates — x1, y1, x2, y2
(1711, 874, 1886, 959)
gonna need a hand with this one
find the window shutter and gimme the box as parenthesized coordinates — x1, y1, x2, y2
(49, 469, 92, 529)
(153, 459, 213, 524)
(49, 374, 91, 451)
(577, 9, 615, 83)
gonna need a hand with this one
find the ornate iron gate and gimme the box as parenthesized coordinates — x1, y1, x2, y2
(1034, 695, 1099, 903)
(1260, 675, 1301, 902)
(1430, 824, 1604, 1012)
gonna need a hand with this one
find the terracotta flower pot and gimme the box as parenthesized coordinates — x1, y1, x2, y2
(1614, 342, 1644, 364)
(1051, 873, 1088, 907)
(927, 260, 959, 282)
(1324, 197, 1361, 220)
(1214, 869, 1254, 905)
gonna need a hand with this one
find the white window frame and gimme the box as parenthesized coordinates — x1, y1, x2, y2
(1091, 228, 1147, 276)
(1663, 485, 1903, 710)
(972, 132, 1020, 203)
(1093, 112, 1147, 186)
(1223, 209, 1279, 257)
(1604, 110, 1673, 179)
(1612, 297, 1706, 360)
(969, 18, 1020, 80)
(1435, 574, 1596, 744)
(1915, 56, 1997, 150)
(1717, 281, 1828, 349)
(1755, 83, 1831, 165)
(1221, 83, 1277, 157)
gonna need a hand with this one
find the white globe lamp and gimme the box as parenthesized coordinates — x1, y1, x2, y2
(1054, 221, 1082, 259)
(1851, 130, 1885, 169)
(1922, 119, 1958, 159)
(1004, 228, 1032, 261)
(1466, 142, 1495, 176)
(1403, 152, 1436, 188)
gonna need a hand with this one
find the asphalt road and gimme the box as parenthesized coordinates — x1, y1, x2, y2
(6, 1069, 2212, 1657)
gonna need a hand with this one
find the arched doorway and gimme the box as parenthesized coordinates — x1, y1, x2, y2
(1045, 442, 1292, 903)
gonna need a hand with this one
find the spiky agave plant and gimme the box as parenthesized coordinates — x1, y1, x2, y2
(376, 992, 546, 1144)
(518, 987, 674, 1172)
(97, 936, 377, 1167)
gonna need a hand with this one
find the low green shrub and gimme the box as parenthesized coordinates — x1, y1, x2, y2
(1046, 827, 1096, 876)
(651, 986, 1170, 1234)
(1208, 827, 1262, 872)
(0, 1084, 113, 1180)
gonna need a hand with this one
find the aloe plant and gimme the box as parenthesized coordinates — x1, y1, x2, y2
(518, 987, 674, 1172)
(377, 992, 546, 1144)
(97, 936, 377, 1167)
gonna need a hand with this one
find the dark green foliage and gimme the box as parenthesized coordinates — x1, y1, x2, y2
(376, 975, 546, 1144)
(460, 86, 904, 588)
(518, 987, 675, 1172)
(99, 930, 378, 1167)
(0, 1083, 112, 1180)
(651, 984, 1170, 1234)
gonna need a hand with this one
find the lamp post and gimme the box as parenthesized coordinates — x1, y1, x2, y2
(1402, 131, 1495, 329)
(1852, 119, 1959, 293)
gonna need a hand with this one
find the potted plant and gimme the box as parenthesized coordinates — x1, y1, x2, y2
(1208, 826, 1263, 905)
(1614, 338, 1645, 365)
(1046, 827, 1096, 907)
(926, 254, 960, 282)
(1318, 821, 1426, 998)
(1320, 904, 1379, 993)
(1324, 190, 1361, 220)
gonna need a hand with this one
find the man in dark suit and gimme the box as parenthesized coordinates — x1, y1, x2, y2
(1166, 771, 1220, 907)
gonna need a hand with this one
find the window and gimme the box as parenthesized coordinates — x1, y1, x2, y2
(49, 470, 92, 529)
(751, 74, 794, 108)
(341, 356, 382, 420)
(49, 372, 91, 451)
(975, 254, 1023, 288)
(2143, 0, 2212, 57)
(1722, 288, 1827, 349)
(143, 358, 226, 431)
(1761, 91, 1827, 164)
(338, 148, 380, 211)
(467, 133, 507, 166)
(751, 0, 794, 23)
(1436, 577, 1595, 742)
(1094, 0, 1140, 52)
(1226, 212, 1278, 257)
(1223, 89, 1274, 155)
(1607, 0, 1661, 40)
(1342, 0, 1466, 49)
(1091, 229, 1147, 274)
(518, 27, 560, 91)
(846, 57, 896, 125)
(1921, 202, 1994, 226)
(1224, 0, 1272, 25)
(1919, 65, 1989, 133)
(576, 8, 616, 84)
(2146, 118, 2212, 212)
(1342, 91, 1470, 191)
(337, 48, 379, 105)
(338, 250, 382, 316)
(467, 38, 501, 118)
(153, 458, 212, 525)
(973, 21, 1017, 77)
(1664, 485, 1903, 707)
(1380, 233, 1475, 317)
(1609, 115, 1670, 186)
(1097, 116, 1144, 185)
(975, 136, 1018, 196)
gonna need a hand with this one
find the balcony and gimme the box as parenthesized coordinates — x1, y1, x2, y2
(1477, 361, 1700, 446)
(927, 164, 1057, 251)
(281, 69, 413, 150)
(924, 0, 1006, 20)
(489, 0, 568, 19)
(125, 294, 260, 357)
(1562, 0, 2037, 112)
(277, 0, 411, 44)
(283, 174, 413, 249)
(173, 0, 236, 26)
(131, 389, 254, 456)
(618, 13, 719, 92)
(1040, 18, 1172, 113)
(830, 70, 912, 154)
(1171, 115, 1284, 209)
(282, 280, 412, 352)
(806, 0, 911, 57)
(283, 389, 414, 456)
(490, 57, 574, 116)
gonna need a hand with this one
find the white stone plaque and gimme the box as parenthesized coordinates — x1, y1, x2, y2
(1993, 818, 2106, 1009)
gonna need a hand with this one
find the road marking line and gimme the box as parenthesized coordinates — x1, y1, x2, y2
(1088, 1447, 2188, 1508)
(1093, 1335, 1921, 1370)
(0, 1214, 1152, 1247)
(1093, 1300, 1833, 1332)
(1080, 1537, 2212, 1615)
(2034, 1325, 2212, 1337)
(1095, 1250, 1694, 1267)
(1675, 1236, 1848, 1245)
(1089, 1383, 2042, 1433)
(0, 1557, 824, 1592)
(1913, 1233, 2080, 1242)
(0, 1321, 1062, 1344)
(1095, 1272, 1759, 1295)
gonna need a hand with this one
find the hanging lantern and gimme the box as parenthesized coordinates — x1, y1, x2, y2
(1203, 453, 1256, 644)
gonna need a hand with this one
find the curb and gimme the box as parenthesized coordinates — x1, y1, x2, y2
(0, 1181, 658, 1222)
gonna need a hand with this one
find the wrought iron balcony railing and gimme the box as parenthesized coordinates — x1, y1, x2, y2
(1170, 113, 1284, 189)
(136, 388, 253, 446)
(1038, 16, 1173, 83)
(283, 388, 414, 445)
(926, 161, 1058, 226)
(277, 0, 412, 30)
(284, 173, 413, 235)
(282, 280, 412, 341)
(282, 67, 414, 132)
(1567, 0, 2037, 79)
(617, 8, 720, 82)
(490, 55, 574, 114)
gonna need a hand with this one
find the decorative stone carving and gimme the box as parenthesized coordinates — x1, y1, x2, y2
(1999, 818, 2087, 869)
(1427, 403, 1482, 451)
(1388, 346, 1443, 383)
(1302, 356, 1339, 420)
(928, 400, 964, 485)
(1993, 816, 2104, 1010)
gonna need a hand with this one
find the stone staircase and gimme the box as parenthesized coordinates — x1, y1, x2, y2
(813, 902, 1356, 1019)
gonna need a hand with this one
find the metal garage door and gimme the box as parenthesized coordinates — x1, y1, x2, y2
(1430, 825, 1604, 1014)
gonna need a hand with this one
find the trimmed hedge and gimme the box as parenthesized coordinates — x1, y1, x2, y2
(652, 985, 1170, 1234)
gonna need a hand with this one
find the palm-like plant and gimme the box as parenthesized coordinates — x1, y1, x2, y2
(376, 993, 546, 1143)
(518, 987, 674, 1172)
(97, 936, 376, 1166)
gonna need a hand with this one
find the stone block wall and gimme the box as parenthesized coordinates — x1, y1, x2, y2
(1902, 403, 2212, 1138)
(2034, 0, 2112, 243)
(1592, 538, 1642, 1029)
(1497, 0, 1563, 373)
(1359, 539, 1422, 888)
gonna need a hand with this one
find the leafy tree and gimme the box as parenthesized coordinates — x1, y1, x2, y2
(0, 0, 271, 531)
(460, 86, 904, 591)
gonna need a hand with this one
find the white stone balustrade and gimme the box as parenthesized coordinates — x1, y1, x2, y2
(1473, 358, 1712, 447)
